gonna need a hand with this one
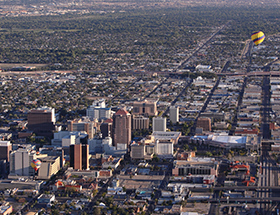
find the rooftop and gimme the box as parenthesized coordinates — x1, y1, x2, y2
(0, 205, 12, 213)
(210, 135, 247, 144)
(0, 140, 11, 147)
(40, 156, 59, 163)
(115, 109, 129, 115)
(152, 131, 181, 140)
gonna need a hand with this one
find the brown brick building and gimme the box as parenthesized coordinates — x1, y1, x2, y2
(70, 144, 89, 170)
(133, 100, 158, 116)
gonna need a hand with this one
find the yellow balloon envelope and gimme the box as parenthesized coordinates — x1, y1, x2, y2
(251, 31, 265, 45)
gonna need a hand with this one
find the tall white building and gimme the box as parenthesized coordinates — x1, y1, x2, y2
(170, 106, 179, 123)
(87, 99, 111, 121)
(9, 146, 36, 177)
(152, 117, 166, 132)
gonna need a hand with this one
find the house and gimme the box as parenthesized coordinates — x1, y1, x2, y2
(37, 194, 55, 204)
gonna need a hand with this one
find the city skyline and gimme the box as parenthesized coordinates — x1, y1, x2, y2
(0, 1, 280, 214)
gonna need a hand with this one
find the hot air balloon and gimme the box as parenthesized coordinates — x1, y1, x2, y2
(251, 31, 265, 45)
(31, 159, 41, 171)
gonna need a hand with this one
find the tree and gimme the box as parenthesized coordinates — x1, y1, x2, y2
(92, 189, 98, 197)
(101, 192, 106, 198)
(93, 207, 101, 215)
(152, 154, 160, 163)
(169, 121, 173, 127)
(183, 144, 189, 151)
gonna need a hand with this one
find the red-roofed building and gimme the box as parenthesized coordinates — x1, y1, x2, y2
(176, 152, 195, 161)
(105, 118, 113, 123)
(64, 185, 82, 192)
(113, 108, 131, 148)
(235, 128, 259, 135)
(242, 176, 255, 186)
(231, 163, 250, 175)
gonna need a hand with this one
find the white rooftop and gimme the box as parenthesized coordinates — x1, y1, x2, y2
(0, 141, 11, 147)
(210, 135, 247, 144)
(152, 131, 181, 140)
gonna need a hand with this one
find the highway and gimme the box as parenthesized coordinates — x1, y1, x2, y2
(206, 33, 279, 215)
(188, 185, 280, 192)
(257, 66, 275, 214)
(190, 196, 280, 204)
(261, 76, 271, 139)
(258, 143, 274, 214)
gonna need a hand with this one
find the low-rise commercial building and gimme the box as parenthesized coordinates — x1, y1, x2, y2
(133, 100, 158, 116)
(172, 157, 219, 176)
(37, 194, 55, 204)
(0, 205, 12, 215)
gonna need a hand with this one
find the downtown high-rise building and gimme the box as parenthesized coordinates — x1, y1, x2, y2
(0, 141, 12, 162)
(100, 118, 113, 139)
(170, 106, 179, 123)
(113, 109, 131, 148)
(27, 107, 56, 138)
(10, 145, 36, 176)
(86, 99, 111, 121)
(67, 117, 98, 139)
(70, 144, 89, 170)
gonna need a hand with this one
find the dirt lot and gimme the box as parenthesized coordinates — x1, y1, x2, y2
(181, 202, 211, 214)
